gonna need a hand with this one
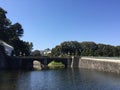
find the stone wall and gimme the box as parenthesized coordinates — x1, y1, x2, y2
(0, 45, 20, 70)
(0, 45, 7, 69)
(79, 57, 120, 73)
(71, 56, 80, 68)
(14, 57, 72, 70)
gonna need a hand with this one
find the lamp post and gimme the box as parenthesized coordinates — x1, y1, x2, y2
(68, 52, 70, 57)
(23, 53, 25, 56)
(19, 51, 22, 56)
(79, 49, 81, 58)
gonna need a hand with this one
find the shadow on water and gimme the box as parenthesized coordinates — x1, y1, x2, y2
(0, 69, 120, 90)
(0, 70, 32, 90)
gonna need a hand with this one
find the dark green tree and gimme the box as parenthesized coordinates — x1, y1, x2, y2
(51, 41, 82, 57)
(51, 45, 61, 57)
(81, 42, 97, 56)
(31, 50, 41, 56)
(60, 41, 82, 56)
(51, 41, 120, 57)
(0, 7, 33, 56)
(0, 7, 11, 41)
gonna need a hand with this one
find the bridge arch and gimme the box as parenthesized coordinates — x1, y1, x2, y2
(14, 56, 73, 70)
(33, 60, 42, 70)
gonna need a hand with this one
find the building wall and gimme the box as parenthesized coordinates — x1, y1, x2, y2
(0, 40, 14, 56)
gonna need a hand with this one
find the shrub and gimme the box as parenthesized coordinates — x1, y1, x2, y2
(48, 61, 65, 69)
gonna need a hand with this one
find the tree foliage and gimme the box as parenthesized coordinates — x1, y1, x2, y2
(31, 50, 41, 56)
(51, 45, 61, 57)
(0, 7, 33, 56)
(51, 41, 120, 57)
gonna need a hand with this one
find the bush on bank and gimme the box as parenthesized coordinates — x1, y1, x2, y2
(48, 61, 65, 69)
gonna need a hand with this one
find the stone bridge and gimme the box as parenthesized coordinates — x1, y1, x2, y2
(0, 45, 80, 70)
(9, 56, 80, 70)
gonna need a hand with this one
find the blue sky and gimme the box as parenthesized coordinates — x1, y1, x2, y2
(0, 0, 120, 50)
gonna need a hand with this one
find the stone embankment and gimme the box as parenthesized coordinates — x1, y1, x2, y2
(79, 57, 120, 73)
(1, 46, 120, 73)
(0, 45, 7, 69)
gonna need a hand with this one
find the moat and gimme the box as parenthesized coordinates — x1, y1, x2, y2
(1, 69, 120, 90)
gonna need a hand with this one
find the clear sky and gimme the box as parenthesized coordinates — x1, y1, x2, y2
(0, 0, 120, 50)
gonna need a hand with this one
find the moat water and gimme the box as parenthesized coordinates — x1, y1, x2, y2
(0, 69, 120, 90)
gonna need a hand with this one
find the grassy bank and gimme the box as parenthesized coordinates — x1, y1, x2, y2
(48, 61, 65, 69)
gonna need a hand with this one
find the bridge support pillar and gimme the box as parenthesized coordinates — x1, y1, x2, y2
(67, 57, 72, 68)
(71, 56, 80, 68)
(43, 58, 48, 69)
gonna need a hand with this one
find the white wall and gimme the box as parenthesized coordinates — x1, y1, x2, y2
(0, 40, 14, 56)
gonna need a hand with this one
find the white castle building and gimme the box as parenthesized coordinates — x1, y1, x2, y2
(0, 40, 14, 56)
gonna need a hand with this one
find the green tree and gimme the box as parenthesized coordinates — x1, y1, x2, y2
(116, 46, 120, 56)
(0, 7, 33, 56)
(51, 41, 120, 57)
(7, 23, 23, 41)
(51, 41, 82, 57)
(81, 42, 97, 56)
(0, 7, 11, 41)
(31, 50, 41, 56)
(0, 7, 23, 41)
(60, 41, 82, 56)
(51, 45, 61, 57)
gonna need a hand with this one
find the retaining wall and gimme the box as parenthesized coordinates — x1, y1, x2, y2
(79, 57, 120, 73)
(0, 45, 7, 69)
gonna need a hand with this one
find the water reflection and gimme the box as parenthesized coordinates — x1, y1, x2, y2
(17, 71, 32, 90)
(0, 71, 19, 90)
(0, 69, 120, 90)
(0, 71, 31, 90)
